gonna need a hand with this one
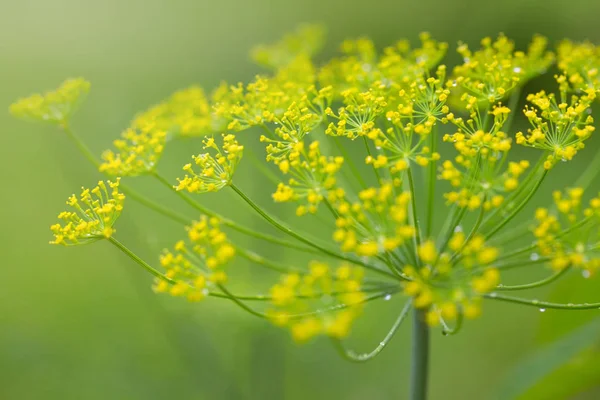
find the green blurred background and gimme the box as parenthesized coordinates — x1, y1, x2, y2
(3, 0, 600, 399)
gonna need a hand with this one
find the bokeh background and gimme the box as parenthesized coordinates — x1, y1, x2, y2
(3, 0, 600, 399)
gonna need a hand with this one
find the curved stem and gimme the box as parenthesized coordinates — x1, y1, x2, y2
(209, 285, 399, 302)
(484, 292, 600, 309)
(236, 246, 305, 274)
(62, 124, 101, 168)
(108, 237, 176, 284)
(124, 186, 190, 224)
(216, 284, 269, 319)
(496, 267, 570, 291)
(152, 172, 321, 255)
(230, 183, 397, 279)
(485, 170, 548, 240)
(334, 299, 412, 363)
(410, 308, 430, 400)
(218, 288, 396, 319)
(440, 309, 463, 336)
(451, 201, 486, 264)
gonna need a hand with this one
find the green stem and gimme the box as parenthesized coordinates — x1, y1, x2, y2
(236, 246, 305, 274)
(124, 186, 190, 225)
(334, 299, 412, 363)
(332, 136, 367, 189)
(410, 308, 430, 400)
(230, 183, 396, 278)
(485, 292, 600, 310)
(484, 170, 548, 240)
(504, 86, 522, 131)
(362, 136, 383, 184)
(151, 172, 321, 254)
(62, 124, 101, 168)
(425, 125, 438, 237)
(496, 267, 570, 291)
(440, 310, 463, 336)
(407, 167, 422, 266)
(108, 237, 176, 284)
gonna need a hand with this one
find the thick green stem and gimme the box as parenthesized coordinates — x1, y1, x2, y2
(410, 309, 430, 400)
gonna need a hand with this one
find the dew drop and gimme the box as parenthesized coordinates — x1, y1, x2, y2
(582, 270, 591, 279)
(379, 341, 386, 347)
(451, 80, 457, 87)
(384, 294, 392, 301)
(530, 253, 540, 261)
(375, 146, 382, 150)
(513, 67, 522, 73)
(532, 299, 540, 305)
(454, 225, 463, 233)
(539, 308, 546, 313)
(488, 292, 497, 298)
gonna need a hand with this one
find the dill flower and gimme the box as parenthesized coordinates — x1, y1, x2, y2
(451, 34, 554, 105)
(267, 262, 366, 341)
(14, 26, 600, 399)
(9, 78, 90, 125)
(516, 77, 595, 169)
(50, 179, 124, 245)
(153, 216, 236, 301)
(175, 134, 244, 193)
(557, 40, 600, 92)
(134, 86, 220, 137)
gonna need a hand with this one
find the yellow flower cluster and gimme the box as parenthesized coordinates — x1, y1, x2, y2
(360, 67, 449, 168)
(214, 57, 318, 132)
(132, 86, 219, 137)
(404, 233, 500, 326)
(533, 188, 600, 273)
(441, 99, 526, 209)
(452, 35, 554, 104)
(267, 262, 366, 342)
(50, 179, 124, 245)
(261, 101, 322, 164)
(319, 33, 447, 96)
(516, 79, 595, 169)
(175, 134, 243, 193)
(271, 140, 344, 216)
(325, 89, 388, 139)
(331, 183, 415, 256)
(153, 216, 235, 301)
(251, 24, 325, 69)
(24, 27, 600, 347)
(557, 40, 600, 92)
(9, 78, 90, 125)
(100, 121, 167, 176)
